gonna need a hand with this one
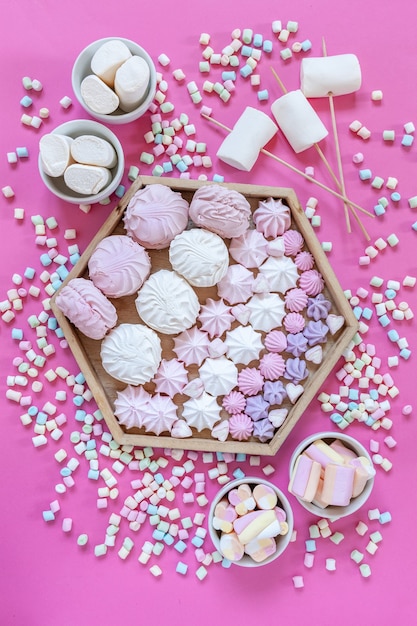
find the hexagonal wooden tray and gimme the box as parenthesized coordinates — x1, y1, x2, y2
(50, 176, 358, 455)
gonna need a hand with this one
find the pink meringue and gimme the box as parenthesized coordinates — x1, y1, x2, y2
(294, 250, 315, 271)
(141, 393, 178, 435)
(283, 312, 306, 334)
(55, 277, 117, 340)
(171, 419, 193, 438)
(237, 367, 264, 396)
(228, 229, 268, 268)
(189, 184, 251, 238)
(217, 264, 254, 305)
(222, 390, 246, 415)
(253, 197, 291, 237)
(229, 413, 254, 441)
(114, 385, 151, 430)
(153, 358, 188, 396)
(88, 235, 151, 298)
(284, 287, 308, 313)
(283, 229, 304, 256)
(259, 353, 286, 380)
(298, 269, 325, 296)
(264, 330, 287, 353)
(123, 183, 189, 249)
(198, 298, 234, 338)
(173, 326, 210, 366)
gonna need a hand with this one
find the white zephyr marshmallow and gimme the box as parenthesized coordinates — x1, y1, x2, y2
(300, 54, 362, 98)
(39, 133, 74, 177)
(70, 135, 117, 168)
(217, 106, 278, 171)
(271, 90, 328, 153)
(64, 163, 112, 195)
(91, 39, 132, 86)
(114, 55, 150, 112)
(80, 74, 120, 114)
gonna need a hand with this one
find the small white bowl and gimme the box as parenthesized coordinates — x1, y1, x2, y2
(288, 431, 375, 521)
(208, 477, 294, 567)
(38, 119, 124, 204)
(72, 37, 157, 124)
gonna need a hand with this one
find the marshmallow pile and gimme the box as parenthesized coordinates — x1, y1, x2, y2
(288, 437, 375, 508)
(39, 133, 117, 195)
(80, 39, 151, 114)
(212, 481, 290, 563)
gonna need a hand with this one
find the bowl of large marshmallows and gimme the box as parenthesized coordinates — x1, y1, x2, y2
(38, 119, 124, 203)
(71, 37, 157, 124)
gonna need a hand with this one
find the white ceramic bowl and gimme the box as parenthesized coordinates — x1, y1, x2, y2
(71, 37, 157, 124)
(208, 477, 294, 567)
(288, 431, 375, 521)
(38, 119, 125, 204)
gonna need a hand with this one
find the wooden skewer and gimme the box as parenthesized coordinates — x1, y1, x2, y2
(270, 66, 342, 192)
(201, 113, 374, 229)
(322, 37, 352, 234)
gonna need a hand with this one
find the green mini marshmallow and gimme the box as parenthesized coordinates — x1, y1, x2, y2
(128, 166, 139, 181)
(152, 165, 164, 177)
(77, 534, 89, 546)
(140, 152, 154, 165)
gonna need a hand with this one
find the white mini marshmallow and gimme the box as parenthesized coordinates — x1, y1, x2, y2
(114, 55, 150, 112)
(216, 106, 278, 171)
(70, 135, 117, 168)
(91, 39, 132, 87)
(64, 164, 112, 195)
(39, 133, 74, 177)
(80, 75, 120, 114)
(271, 89, 328, 153)
(301, 54, 362, 97)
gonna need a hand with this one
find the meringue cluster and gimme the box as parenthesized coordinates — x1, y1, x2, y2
(55, 184, 345, 443)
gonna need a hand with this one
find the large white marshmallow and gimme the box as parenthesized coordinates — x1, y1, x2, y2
(39, 133, 74, 177)
(114, 55, 150, 112)
(91, 39, 132, 87)
(300, 54, 362, 97)
(80, 74, 120, 115)
(70, 135, 117, 168)
(271, 89, 328, 153)
(216, 107, 278, 171)
(64, 163, 112, 195)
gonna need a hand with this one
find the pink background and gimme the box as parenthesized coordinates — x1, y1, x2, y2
(1, 1, 417, 624)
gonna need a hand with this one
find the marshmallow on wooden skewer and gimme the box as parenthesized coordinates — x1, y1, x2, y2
(301, 54, 361, 98)
(216, 106, 278, 171)
(271, 89, 328, 153)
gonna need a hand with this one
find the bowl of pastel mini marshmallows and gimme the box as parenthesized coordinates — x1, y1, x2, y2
(38, 119, 125, 204)
(288, 431, 375, 521)
(208, 477, 294, 567)
(71, 37, 157, 124)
